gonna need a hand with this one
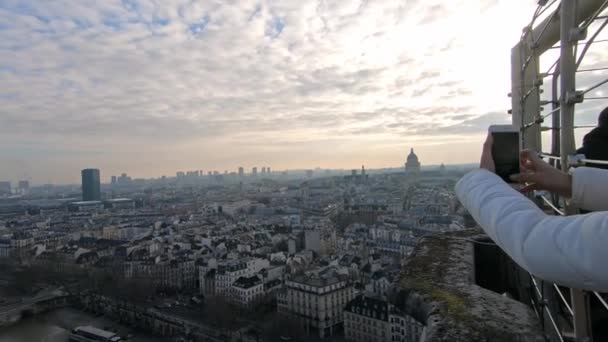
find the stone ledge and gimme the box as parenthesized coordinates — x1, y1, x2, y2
(395, 229, 545, 342)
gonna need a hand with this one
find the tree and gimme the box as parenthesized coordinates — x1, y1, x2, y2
(204, 296, 238, 337)
(262, 314, 307, 342)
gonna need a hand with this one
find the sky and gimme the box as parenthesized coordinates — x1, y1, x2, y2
(1, 0, 606, 184)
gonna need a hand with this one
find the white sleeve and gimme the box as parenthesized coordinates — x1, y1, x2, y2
(571, 167, 608, 212)
(455, 169, 608, 292)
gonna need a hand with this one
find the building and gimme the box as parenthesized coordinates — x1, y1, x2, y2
(68, 201, 104, 212)
(252, 167, 258, 177)
(200, 269, 216, 297)
(17, 180, 29, 194)
(11, 232, 35, 249)
(344, 294, 424, 342)
(215, 258, 269, 297)
(238, 167, 244, 177)
(389, 308, 425, 342)
(126, 257, 196, 291)
(281, 269, 355, 338)
(0, 238, 11, 258)
(304, 229, 321, 253)
(405, 148, 421, 175)
(81, 168, 101, 201)
(230, 275, 264, 309)
(104, 198, 135, 210)
(0, 181, 10, 195)
(344, 295, 391, 342)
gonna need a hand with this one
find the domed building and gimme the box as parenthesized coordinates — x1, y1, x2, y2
(405, 148, 421, 175)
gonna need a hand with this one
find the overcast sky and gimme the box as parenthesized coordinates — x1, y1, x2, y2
(1, 0, 605, 184)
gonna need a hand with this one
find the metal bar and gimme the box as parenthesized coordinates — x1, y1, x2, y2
(546, 58, 560, 75)
(539, 194, 566, 215)
(554, 284, 574, 316)
(583, 77, 608, 94)
(584, 96, 608, 99)
(539, 152, 562, 161)
(532, 276, 543, 299)
(593, 291, 608, 311)
(549, 38, 608, 49)
(560, 0, 577, 172)
(579, 0, 608, 31)
(578, 66, 608, 72)
(512, 44, 525, 133)
(543, 106, 561, 119)
(571, 289, 592, 341)
(523, 84, 539, 100)
(557, 5, 593, 334)
(574, 125, 598, 128)
(577, 16, 608, 68)
(532, 277, 564, 342)
(538, 0, 559, 18)
(545, 305, 566, 342)
(533, 7, 562, 49)
(551, 59, 561, 173)
(523, 120, 541, 130)
(581, 157, 608, 165)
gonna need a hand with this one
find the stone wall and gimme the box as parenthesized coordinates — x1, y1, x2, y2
(395, 229, 545, 342)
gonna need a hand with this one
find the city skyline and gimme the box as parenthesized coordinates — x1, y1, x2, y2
(0, 148, 472, 186)
(1, 0, 599, 184)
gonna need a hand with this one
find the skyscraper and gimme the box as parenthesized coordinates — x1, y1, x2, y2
(238, 167, 244, 177)
(81, 169, 101, 201)
(0, 181, 10, 195)
(252, 167, 258, 177)
(18, 180, 29, 194)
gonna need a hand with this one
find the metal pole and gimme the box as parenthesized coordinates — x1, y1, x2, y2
(511, 45, 524, 135)
(560, 0, 576, 168)
(561, 1, 592, 341)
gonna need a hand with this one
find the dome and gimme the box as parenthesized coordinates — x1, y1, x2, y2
(407, 148, 419, 162)
(405, 148, 421, 174)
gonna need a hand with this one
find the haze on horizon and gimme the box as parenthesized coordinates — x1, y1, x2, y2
(1, 0, 592, 185)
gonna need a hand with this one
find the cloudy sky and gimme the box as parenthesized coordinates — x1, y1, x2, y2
(1, 0, 605, 184)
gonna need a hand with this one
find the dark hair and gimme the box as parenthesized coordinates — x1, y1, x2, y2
(600, 107, 608, 127)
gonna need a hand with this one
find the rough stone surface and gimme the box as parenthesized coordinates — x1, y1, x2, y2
(396, 229, 545, 342)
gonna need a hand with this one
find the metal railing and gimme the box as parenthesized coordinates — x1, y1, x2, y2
(512, 1, 608, 341)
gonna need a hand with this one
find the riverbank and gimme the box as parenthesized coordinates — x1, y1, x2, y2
(0, 307, 167, 342)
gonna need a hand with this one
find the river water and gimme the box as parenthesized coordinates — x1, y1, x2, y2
(0, 307, 167, 342)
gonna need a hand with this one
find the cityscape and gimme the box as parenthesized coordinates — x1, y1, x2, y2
(2, 0, 608, 342)
(0, 149, 474, 342)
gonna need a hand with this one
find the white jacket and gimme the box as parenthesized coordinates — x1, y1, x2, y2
(455, 167, 608, 291)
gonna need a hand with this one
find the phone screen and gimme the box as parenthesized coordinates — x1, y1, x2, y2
(491, 131, 519, 182)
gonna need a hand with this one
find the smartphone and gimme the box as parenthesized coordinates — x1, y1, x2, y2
(488, 125, 520, 183)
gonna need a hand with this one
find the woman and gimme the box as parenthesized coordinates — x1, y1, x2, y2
(455, 134, 608, 291)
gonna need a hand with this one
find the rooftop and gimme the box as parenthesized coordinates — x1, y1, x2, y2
(344, 294, 389, 321)
(233, 275, 262, 289)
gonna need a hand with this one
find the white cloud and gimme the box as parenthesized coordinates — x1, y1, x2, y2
(0, 0, 552, 183)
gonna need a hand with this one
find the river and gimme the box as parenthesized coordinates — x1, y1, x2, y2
(0, 307, 167, 342)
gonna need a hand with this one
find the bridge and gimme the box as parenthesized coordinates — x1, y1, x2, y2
(0, 288, 69, 327)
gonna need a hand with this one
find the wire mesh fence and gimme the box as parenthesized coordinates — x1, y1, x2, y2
(512, 1, 608, 341)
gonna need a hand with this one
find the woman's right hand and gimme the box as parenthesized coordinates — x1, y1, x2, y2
(510, 150, 572, 198)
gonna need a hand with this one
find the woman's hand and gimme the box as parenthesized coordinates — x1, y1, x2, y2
(510, 150, 572, 198)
